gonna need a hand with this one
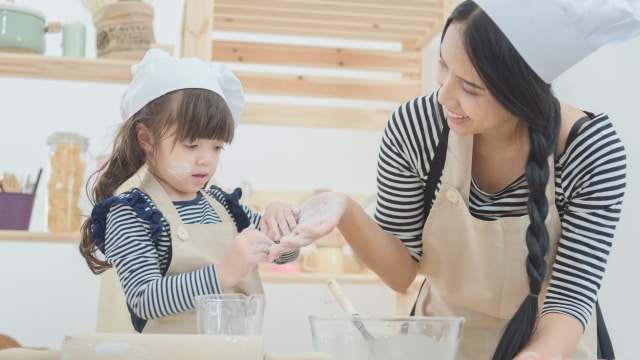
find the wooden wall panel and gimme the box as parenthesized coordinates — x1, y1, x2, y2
(237, 72, 421, 103)
(212, 41, 421, 75)
(179, 0, 452, 129)
(241, 103, 394, 131)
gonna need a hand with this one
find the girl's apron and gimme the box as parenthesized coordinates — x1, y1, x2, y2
(95, 166, 263, 334)
(139, 172, 264, 333)
(414, 132, 597, 359)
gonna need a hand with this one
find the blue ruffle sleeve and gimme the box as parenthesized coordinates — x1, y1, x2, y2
(90, 189, 165, 253)
(209, 186, 251, 233)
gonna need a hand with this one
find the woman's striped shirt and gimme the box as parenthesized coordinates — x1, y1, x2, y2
(375, 92, 626, 328)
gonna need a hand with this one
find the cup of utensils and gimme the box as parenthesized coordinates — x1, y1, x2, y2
(0, 169, 42, 230)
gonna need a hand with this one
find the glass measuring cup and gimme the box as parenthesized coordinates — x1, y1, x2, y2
(194, 294, 265, 335)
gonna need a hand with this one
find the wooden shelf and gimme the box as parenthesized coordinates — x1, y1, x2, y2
(0, 230, 80, 243)
(0, 53, 134, 83)
(0, 52, 413, 101)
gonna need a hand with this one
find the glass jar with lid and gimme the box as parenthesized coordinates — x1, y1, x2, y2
(46, 132, 90, 232)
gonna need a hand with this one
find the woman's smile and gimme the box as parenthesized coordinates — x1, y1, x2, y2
(446, 109, 470, 125)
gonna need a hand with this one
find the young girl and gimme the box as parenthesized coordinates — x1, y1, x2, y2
(272, 1, 638, 359)
(79, 49, 298, 333)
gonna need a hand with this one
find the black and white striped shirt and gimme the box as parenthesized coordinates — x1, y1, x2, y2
(375, 92, 626, 328)
(102, 187, 297, 324)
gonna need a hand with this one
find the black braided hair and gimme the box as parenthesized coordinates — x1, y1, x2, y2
(442, 2, 561, 358)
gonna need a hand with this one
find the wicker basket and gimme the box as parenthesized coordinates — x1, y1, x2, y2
(92, 1, 155, 60)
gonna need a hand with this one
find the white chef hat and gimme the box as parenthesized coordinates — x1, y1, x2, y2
(474, 0, 640, 83)
(120, 49, 244, 126)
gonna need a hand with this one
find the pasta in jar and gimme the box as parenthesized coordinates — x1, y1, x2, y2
(47, 132, 89, 232)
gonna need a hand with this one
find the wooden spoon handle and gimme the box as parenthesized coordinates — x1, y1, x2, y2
(327, 278, 358, 316)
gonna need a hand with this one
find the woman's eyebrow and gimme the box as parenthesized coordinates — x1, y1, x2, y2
(440, 55, 485, 90)
(463, 79, 484, 90)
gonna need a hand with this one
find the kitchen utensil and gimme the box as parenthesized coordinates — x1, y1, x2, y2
(0, 2, 61, 54)
(326, 279, 374, 342)
(326, 278, 381, 359)
(31, 168, 42, 195)
(1, 172, 21, 193)
(81, 0, 154, 15)
(194, 294, 265, 335)
(81, 0, 117, 15)
(21, 174, 30, 194)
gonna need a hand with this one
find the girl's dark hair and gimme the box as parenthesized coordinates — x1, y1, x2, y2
(79, 89, 235, 274)
(442, 1, 561, 358)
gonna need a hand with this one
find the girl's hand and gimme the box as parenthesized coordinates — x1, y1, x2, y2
(217, 224, 274, 289)
(260, 201, 298, 242)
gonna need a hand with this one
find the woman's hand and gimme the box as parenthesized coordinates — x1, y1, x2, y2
(514, 313, 582, 360)
(277, 191, 349, 248)
(217, 224, 274, 289)
(514, 352, 567, 360)
(260, 201, 298, 242)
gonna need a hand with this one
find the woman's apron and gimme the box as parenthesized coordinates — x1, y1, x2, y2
(414, 132, 597, 359)
(96, 167, 263, 334)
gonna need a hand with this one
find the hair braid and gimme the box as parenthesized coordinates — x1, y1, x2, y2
(524, 128, 552, 295)
(442, 2, 562, 358)
(492, 119, 556, 358)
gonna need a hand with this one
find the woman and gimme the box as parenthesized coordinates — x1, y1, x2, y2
(269, 1, 637, 359)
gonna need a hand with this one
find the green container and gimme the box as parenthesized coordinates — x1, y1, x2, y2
(0, 3, 47, 54)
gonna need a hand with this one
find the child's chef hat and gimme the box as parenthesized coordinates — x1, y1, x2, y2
(474, 0, 640, 83)
(120, 49, 244, 126)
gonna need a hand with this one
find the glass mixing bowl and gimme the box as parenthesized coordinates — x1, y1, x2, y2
(308, 315, 464, 360)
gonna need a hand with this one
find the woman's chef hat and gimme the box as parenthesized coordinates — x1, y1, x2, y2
(120, 49, 244, 126)
(474, 0, 640, 83)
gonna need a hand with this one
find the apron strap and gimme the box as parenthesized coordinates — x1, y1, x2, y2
(410, 121, 450, 316)
(409, 279, 426, 316)
(423, 121, 450, 221)
(596, 300, 615, 359)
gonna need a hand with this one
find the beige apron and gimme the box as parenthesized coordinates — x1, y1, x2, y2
(96, 166, 263, 334)
(414, 133, 597, 359)
(95, 167, 150, 333)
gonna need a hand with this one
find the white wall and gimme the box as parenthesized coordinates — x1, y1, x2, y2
(1, 1, 639, 357)
(553, 37, 640, 358)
